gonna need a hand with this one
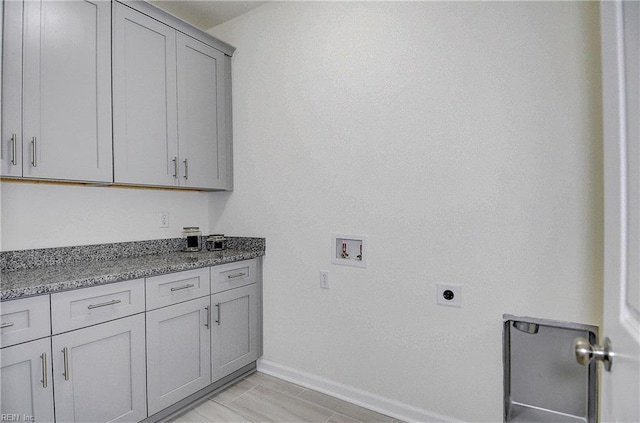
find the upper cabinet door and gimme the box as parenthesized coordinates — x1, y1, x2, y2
(22, 0, 112, 182)
(1, 0, 23, 177)
(177, 33, 229, 190)
(113, 2, 179, 187)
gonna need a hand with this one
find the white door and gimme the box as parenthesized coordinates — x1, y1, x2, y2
(146, 297, 211, 416)
(600, 1, 640, 420)
(22, 0, 112, 182)
(0, 338, 55, 423)
(52, 315, 147, 423)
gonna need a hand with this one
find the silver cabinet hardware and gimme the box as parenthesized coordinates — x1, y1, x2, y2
(170, 283, 195, 292)
(227, 273, 246, 279)
(183, 158, 188, 180)
(215, 303, 221, 325)
(31, 137, 37, 167)
(62, 347, 70, 381)
(172, 157, 178, 178)
(10, 134, 17, 165)
(205, 306, 211, 329)
(87, 299, 122, 309)
(574, 336, 613, 371)
(41, 353, 48, 388)
(0, 322, 14, 329)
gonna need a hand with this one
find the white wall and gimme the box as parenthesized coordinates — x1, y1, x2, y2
(0, 181, 210, 250)
(209, 1, 603, 421)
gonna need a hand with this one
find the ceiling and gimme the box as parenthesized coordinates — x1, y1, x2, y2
(149, 1, 268, 30)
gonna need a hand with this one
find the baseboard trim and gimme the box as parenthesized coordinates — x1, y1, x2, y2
(256, 359, 459, 423)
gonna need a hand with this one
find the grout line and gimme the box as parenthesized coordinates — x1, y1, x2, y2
(215, 399, 259, 423)
(190, 407, 216, 423)
(213, 384, 258, 407)
(225, 372, 390, 423)
(324, 412, 337, 423)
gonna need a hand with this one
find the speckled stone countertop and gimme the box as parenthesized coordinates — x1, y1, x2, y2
(0, 237, 265, 301)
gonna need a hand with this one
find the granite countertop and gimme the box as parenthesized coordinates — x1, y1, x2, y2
(0, 237, 265, 301)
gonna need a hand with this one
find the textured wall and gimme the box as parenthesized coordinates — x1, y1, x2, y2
(0, 182, 210, 250)
(208, 2, 603, 421)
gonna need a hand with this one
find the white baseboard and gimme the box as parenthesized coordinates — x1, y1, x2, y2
(256, 359, 461, 423)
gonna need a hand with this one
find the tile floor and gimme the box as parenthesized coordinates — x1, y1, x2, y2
(169, 372, 403, 423)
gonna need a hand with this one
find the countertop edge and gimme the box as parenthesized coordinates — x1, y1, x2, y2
(1, 250, 264, 302)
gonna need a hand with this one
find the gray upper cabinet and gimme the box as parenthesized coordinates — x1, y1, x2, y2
(112, 2, 178, 187)
(1, 0, 22, 178)
(113, 2, 233, 190)
(177, 34, 230, 190)
(1, 0, 113, 182)
(2, 0, 233, 190)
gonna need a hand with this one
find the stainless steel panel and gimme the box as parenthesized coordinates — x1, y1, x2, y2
(503, 315, 597, 423)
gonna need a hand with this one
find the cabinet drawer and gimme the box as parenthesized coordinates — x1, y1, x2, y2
(0, 295, 50, 348)
(211, 259, 257, 294)
(51, 279, 145, 334)
(146, 267, 210, 310)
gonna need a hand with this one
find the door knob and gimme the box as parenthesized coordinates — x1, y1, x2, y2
(573, 336, 613, 371)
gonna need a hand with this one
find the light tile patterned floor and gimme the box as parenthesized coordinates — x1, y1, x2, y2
(170, 372, 404, 423)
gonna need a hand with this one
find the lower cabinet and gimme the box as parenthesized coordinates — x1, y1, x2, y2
(52, 314, 147, 423)
(0, 338, 55, 422)
(146, 296, 211, 415)
(211, 284, 259, 381)
(0, 258, 261, 423)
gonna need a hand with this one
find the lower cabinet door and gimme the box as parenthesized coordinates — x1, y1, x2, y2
(146, 296, 211, 415)
(52, 314, 147, 423)
(0, 338, 55, 422)
(211, 284, 258, 381)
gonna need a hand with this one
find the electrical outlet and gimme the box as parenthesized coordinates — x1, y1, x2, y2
(159, 212, 169, 228)
(320, 270, 329, 289)
(436, 283, 462, 307)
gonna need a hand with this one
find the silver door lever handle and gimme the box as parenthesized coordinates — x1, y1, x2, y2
(574, 337, 613, 371)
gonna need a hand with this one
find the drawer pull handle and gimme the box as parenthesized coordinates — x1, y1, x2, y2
(0, 322, 14, 329)
(171, 283, 195, 292)
(87, 299, 121, 309)
(11, 134, 18, 165)
(62, 347, 70, 381)
(205, 306, 211, 329)
(215, 303, 221, 325)
(41, 353, 48, 388)
(227, 272, 247, 279)
(31, 137, 37, 167)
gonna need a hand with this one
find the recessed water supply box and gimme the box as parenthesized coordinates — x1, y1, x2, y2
(503, 315, 598, 423)
(331, 234, 367, 268)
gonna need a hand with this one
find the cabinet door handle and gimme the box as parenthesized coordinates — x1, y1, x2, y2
(227, 272, 246, 279)
(31, 137, 37, 167)
(205, 306, 211, 329)
(172, 157, 178, 178)
(183, 158, 188, 180)
(170, 283, 195, 292)
(215, 303, 221, 325)
(87, 299, 121, 309)
(0, 322, 14, 329)
(62, 347, 70, 381)
(41, 353, 48, 388)
(10, 134, 17, 165)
